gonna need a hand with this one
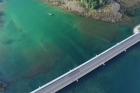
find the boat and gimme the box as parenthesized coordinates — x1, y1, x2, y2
(48, 13, 52, 15)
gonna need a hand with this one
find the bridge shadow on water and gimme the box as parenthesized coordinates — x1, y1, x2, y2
(57, 41, 140, 93)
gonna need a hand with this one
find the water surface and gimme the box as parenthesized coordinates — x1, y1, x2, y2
(0, 0, 140, 93)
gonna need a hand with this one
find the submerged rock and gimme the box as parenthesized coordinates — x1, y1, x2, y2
(0, 82, 7, 91)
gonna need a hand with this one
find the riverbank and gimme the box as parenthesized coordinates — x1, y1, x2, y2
(43, 0, 140, 23)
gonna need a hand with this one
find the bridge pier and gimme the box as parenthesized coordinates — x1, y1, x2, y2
(103, 63, 105, 65)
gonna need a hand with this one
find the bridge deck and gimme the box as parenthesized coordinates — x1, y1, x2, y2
(31, 33, 140, 93)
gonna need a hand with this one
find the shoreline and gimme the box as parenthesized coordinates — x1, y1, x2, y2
(44, 0, 124, 23)
(43, 0, 140, 23)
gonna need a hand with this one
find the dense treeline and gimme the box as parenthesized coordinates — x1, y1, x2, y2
(70, 0, 106, 9)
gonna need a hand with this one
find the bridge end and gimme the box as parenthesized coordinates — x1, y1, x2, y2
(134, 25, 140, 34)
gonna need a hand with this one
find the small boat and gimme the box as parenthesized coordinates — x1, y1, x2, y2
(48, 13, 52, 15)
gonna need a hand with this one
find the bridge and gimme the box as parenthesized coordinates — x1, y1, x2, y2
(31, 32, 140, 93)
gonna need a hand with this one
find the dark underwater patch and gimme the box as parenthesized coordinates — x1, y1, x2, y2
(0, 0, 3, 3)
(0, 11, 4, 26)
(3, 39, 14, 45)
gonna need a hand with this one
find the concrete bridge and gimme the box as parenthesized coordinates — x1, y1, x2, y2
(31, 32, 140, 93)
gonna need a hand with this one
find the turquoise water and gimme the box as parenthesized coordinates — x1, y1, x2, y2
(0, 0, 140, 93)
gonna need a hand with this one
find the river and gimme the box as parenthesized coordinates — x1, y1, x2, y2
(0, 0, 140, 93)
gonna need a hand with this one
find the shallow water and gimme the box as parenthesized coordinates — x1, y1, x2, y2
(0, 0, 140, 93)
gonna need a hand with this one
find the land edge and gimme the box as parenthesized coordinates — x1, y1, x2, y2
(42, 0, 140, 23)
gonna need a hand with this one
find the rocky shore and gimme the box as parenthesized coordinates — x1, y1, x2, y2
(43, 0, 140, 23)
(0, 82, 7, 91)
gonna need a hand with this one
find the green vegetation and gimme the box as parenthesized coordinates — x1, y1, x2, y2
(125, 9, 136, 17)
(138, 27, 140, 30)
(70, 0, 106, 9)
